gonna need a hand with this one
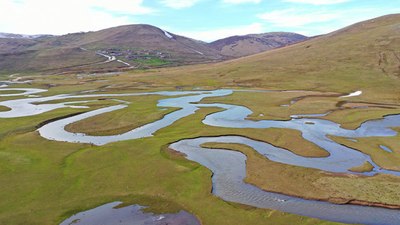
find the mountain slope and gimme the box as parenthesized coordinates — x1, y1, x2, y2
(0, 38, 37, 53)
(130, 14, 400, 103)
(209, 32, 308, 57)
(0, 25, 225, 74)
(33, 24, 224, 63)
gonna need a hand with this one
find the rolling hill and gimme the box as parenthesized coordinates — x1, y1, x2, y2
(126, 14, 400, 103)
(209, 32, 308, 57)
(0, 25, 225, 74)
(0, 26, 310, 74)
(1, 14, 398, 84)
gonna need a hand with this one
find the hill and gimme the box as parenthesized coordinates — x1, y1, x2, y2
(0, 32, 51, 39)
(0, 25, 225, 74)
(110, 14, 400, 111)
(209, 32, 308, 57)
(128, 14, 400, 104)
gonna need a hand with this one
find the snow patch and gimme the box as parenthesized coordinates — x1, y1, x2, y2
(341, 90, 362, 98)
(162, 30, 173, 39)
(193, 50, 204, 55)
(155, 215, 166, 221)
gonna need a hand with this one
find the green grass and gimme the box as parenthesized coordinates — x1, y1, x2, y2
(201, 91, 340, 121)
(133, 57, 171, 67)
(0, 107, 340, 225)
(324, 108, 400, 129)
(63, 96, 329, 158)
(0, 105, 9, 112)
(0, 90, 25, 95)
(201, 141, 400, 206)
(331, 135, 400, 171)
(65, 95, 179, 136)
(349, 161, 374, 173)
(200, 90, 400, 129)
(0, 76, 398, 225)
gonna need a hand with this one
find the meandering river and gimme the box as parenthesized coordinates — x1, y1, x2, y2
(1, 86, 399, 224)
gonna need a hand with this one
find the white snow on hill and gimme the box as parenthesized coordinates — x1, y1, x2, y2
(162, 30, 173, 39)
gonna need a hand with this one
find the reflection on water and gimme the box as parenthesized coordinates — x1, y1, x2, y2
(171, 137, 400, 225)
(380, 145, 393, 153)
(59, 202, 200, 225)
(0, 88, 47, 97)
(1, 87, 400, 225)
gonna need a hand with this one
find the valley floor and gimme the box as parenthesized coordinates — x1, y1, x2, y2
(0, 73, 399, 225)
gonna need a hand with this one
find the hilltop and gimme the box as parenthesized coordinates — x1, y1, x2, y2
(209, 32, 308, 57)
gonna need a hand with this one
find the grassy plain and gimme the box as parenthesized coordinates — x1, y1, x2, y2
(200, 91, 340, 121)
(0, 92, 397, 224)
(200, 91, 400, 129)
(0, 106, 339, 225)
(1, 66, 399, 225)
(324, 107, 400, 129)
(63, 94, 329, 157)
(65, 95, 179, 136)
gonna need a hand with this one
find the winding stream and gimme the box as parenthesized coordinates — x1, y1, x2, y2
(60, 202, 200, 225)
(0, 88, 47, 97)
(171, 136, 400, 225)
(1, 86, 400, 224)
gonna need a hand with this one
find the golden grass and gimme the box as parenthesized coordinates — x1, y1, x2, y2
(323, 108, 400, 129)
(0, 90, 24, 95)
(0, 107, 339, 225)
(201, 90, 400, 130)
(0, 105, 10, 112)
(201, 91, 340, 121)
(349, 161, 374, 173)
(331, 135, 400, 171)
(65, 95, 179, 136)
(201, 142, 400, 206)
